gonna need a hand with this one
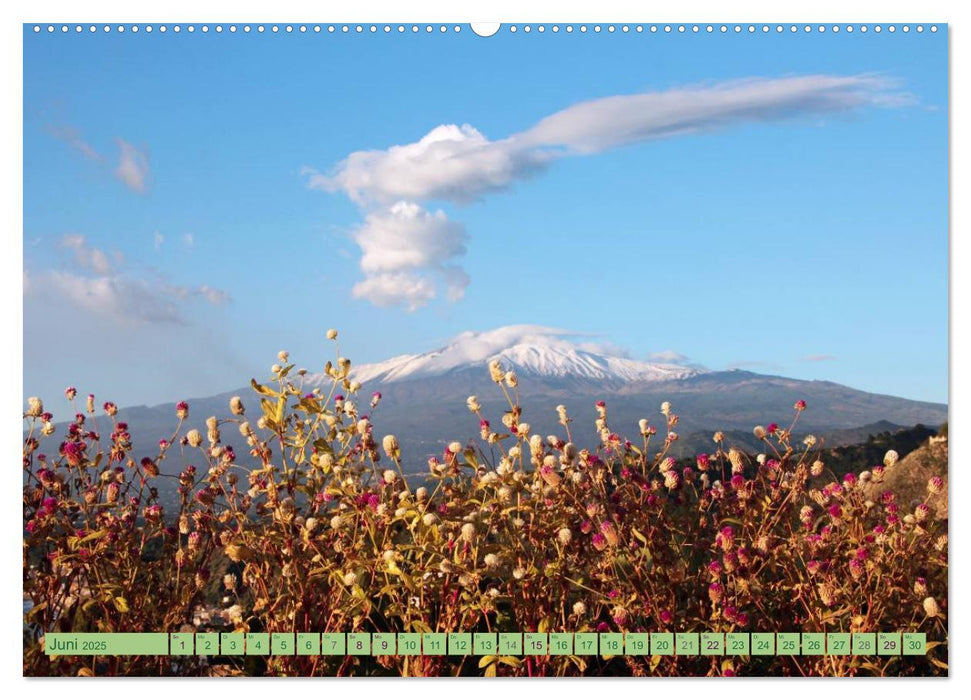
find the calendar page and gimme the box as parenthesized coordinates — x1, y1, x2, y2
(21, 15, 948, 679)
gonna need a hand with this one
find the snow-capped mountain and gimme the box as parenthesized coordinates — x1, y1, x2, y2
(83, 325, 946, 480)
(335, 325, 703, 385)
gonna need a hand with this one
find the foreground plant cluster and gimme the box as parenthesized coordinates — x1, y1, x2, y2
(23, 332, 948, 677)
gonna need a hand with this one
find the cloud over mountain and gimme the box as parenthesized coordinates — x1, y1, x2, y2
(306, 74, 908, 310)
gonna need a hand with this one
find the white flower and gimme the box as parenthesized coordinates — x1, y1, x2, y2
(326, 328, 338, 340)
(26, 397, 43, 417)
(229, 396, 245, 415)
(467, 395, 481, 412)
(484, 553, 498, 569)
(224, 604, 244, 624)
(416, 486, 428, 501)
(660, 401, 671, 416)
(277, 350, 289, 362)
(422, 513, 438, 526)
(884, 450, 900, 468)
(448, 441, 463, 455)
(572, 601, 586, 616)
(557, 527, 572, 545)
(461, 523, 476, 541)
(383, 469, 397, 485)
(923, 596, 940, 618)
(186, 429, 203, 447)
(512, 566, 526, 580)
(342, 571, 358, 587)
(529, 434, 543, 455)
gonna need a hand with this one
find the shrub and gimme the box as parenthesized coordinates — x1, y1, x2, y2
(23, 337, 948, 676)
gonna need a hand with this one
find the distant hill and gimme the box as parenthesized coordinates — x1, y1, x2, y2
(45, 326, 946, 480)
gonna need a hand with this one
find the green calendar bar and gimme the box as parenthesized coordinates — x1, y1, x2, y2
(651, 632, 674, 655)
(802, 633, 825, 656)
(43, 631, 932, 657)
(726, 633, 749, 655)
(625, 632, 648, 655)
(600, 632, 623, 656)
(45, 633, 169, 656)
(575, 632, 598, 655)
(246, 632, 269, 655)
(398, 633, 421, 655)
(550, 632, 574, 655)
(196, 633, 219, 656)
(752, 633, 775, 655)
(170, 632, 193, 655)
(852, 633, 876, 655)
(221, 633, 244, 655)
(272, 633, 295, 656)
(448, 633, 472, 656)
(827, 633, 850, 656)
(524, 632, 547, 655)
(373, 632, 396, 655)
(903, 633, 926, 656)
(423, 632, 446, 655)
(473, 633, 497, 655)
(701, 632, 724, 656)
(878, 632, 901, 656)
(321, 632, 346, 655)
(675, 632, 699, 656)
(498, 633, 522, 655)
(297, 632, 320, 655)
(777, 632, 800, 655)
(347, 632, 370, 655)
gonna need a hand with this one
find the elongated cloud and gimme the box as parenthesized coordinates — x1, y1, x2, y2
(116, 139, 150, 193)
(26, 235, 230, 326)
(306, 74, 907, 310)
(49, 124, 153, 194)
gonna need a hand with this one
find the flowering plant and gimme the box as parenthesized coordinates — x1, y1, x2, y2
(23, 332, 947, 676)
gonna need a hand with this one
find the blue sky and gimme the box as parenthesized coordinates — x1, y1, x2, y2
(23, 26, 948, 415)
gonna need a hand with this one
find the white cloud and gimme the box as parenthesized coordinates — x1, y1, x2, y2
(115, 139, 150, 193)
(518, 74, 903, 154)
(48, 124, 101, 161)
(305, 124, 549, 207)
(60, 234, 115, 275)
(26, 236, 230, 326)
(349, 202, 470, 309)
(357, 202, 467, 274)
(308, 74, 908, 310)
(351, 272, 436, 312)
(646, 350, 692, 364)
(801, 354, 838, 362)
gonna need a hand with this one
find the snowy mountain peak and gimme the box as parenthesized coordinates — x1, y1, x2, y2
(329, 325, 704, 385)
